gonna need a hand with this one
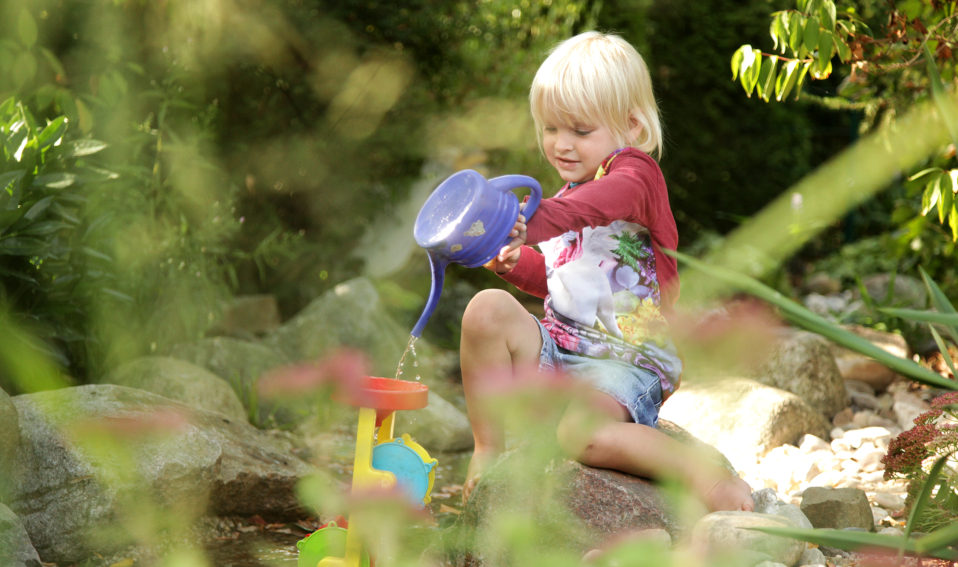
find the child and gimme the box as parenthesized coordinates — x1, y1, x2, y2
(459, 31, 754, 512)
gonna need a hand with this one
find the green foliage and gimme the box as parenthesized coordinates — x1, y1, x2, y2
(730, 1, 958, 245)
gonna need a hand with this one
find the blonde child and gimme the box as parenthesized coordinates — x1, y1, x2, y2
(459, 31, 754, 512)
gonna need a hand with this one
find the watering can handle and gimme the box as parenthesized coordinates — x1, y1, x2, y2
(488, 175, 542, 221)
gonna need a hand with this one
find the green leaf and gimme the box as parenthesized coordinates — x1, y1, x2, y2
(0, 170, 25, 195)
(22, 195, 54, 221)
(64, 139, 108, 157)
(17, 9, 38, 48)
(950, 202, 958, 241)
(731, 45, 749, 81)
(33, 172, 77, 189)
(835, 35, 851, 62)
(879, 308, 958, 327)
(906, 453, 956, 541)
(792, 62, 811, 99)
(921, 172, 944, 215)
(909, 167, 945, 182)
(747, 526, 958, 560)
(759, 56, 779, 102)
(929, 325, 957, 379)
(20, 220, 70, 236)
(0, 236, 47, 256)
(803, 17, 820, 53)
(775, 59, 800, 101)
(819, 0, 837, 30)
(939, 177, 953, 223)
(36, 116, 67, 152)
(788, 13, 805, 55)
(771, 12, 788, 53)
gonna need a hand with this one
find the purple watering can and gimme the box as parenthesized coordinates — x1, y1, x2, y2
(410, 169, 542, 337)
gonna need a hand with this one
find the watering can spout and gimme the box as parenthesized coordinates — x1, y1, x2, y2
(410, 253, 446, 338)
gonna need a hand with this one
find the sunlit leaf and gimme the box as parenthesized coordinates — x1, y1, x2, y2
(803, 17, 820, 53)
(788, 13, 804, 55)
(747, 526, 958, 560)
(819, 0, 837, 30)
(64, 139, 108, 157)
(776, 59, 800, 101)
(759, 56, 779, 102)
(36, 116, 68, 151)
(909, 167, 944, 182)
(920, 266, 958, 346)
(33, 172, 77, 189)
(745, 48, 763, 95)
(731, 45, 749, 81)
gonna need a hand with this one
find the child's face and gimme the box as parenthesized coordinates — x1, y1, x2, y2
(542, 120, 622, 184)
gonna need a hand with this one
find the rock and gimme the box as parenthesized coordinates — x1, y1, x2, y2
(751, 330, 848, 419)
(831, 326, 909, 392)
(210, 294, 281, 337)
(264, 277, 411, 379)
(690, 511, 805, 567)
(888, 381, 930, 430)
(0, 504, 41, 567)
(103, 356, 248, 422)
(9, 385, 316, 565)
(396, 390, 474, 452)
(799, 546, 827, 566)
(659, 378, 831, 471)
(0, 387, 19, 499)
(751, 488, 813, 529)
(166, 337, 300, 428)
(800, 487, 874, 531)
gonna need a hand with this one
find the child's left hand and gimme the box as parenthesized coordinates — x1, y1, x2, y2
(484, 214, 526, 274)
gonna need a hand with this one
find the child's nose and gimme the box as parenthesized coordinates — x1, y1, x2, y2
(556, 131, 575, 151)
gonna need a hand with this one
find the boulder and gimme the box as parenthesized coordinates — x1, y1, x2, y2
(830, 325, 909, 393)
(751, 329, 848, 419)
(209, 294, 281, 337)
(264, 277, 412, 379)
(103, 356, 248, 422)
(0, 387, 19, 499)
(690, 511, 806, 567)
(800, 487, 874, 531)
(0, 504, 41, 567)
(659, 378, 830, 471)
(9, 385, 316, 565)
(396, 390, 474, 452)
(453, 420, 734, 565)
(166, 337, 300, 428)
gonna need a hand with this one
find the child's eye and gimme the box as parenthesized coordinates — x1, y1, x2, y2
(543, 126, 557, 133)
(574, 129, 592, 136)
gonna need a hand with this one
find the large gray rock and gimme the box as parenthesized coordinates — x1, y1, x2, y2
(104, 356, 248, 422)
(263, 277, 412, 379)
(0, 504, 41, 567)
(752, 330, 848, 419)
(166, 337, 299, 428)
(9, 385, 316, 565)
(800, 487, 874, 531)
(659, 378, 830, 471)
(452, 420, 733, 565)
(0, 387, 18, 499)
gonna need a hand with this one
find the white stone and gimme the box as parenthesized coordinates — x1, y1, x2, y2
(798, 434, 830, 452)
(872, 492, 905, 510)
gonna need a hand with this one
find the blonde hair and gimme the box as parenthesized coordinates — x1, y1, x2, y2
(530, 31, 663, 159)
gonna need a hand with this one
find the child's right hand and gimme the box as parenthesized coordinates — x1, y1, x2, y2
(484, 214, 526, 275)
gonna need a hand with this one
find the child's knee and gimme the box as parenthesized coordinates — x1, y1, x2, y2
(462, 289, 521, 336)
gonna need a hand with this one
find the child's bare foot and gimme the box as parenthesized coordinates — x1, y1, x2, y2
(703, 475, 754, 512)
(463, 448, 497, 504)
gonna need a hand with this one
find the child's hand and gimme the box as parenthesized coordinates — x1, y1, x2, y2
(484, 214, 526, 275)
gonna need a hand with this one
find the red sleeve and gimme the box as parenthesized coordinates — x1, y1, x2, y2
(498, 245, 548, 298)
(525, 149, 679, 304)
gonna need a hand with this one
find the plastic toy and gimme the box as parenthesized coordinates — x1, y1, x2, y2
(298, 376, 435, 567)
(411, 169, 542, 337)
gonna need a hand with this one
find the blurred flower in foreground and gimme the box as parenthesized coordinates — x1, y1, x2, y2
(256, 348, 370, 400)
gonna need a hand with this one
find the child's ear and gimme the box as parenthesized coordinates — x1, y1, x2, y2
(627, 112, 643, 144)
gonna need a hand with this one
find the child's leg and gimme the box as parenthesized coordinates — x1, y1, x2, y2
(460, 289, 543, 498)
(556, 390, 754, 512)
